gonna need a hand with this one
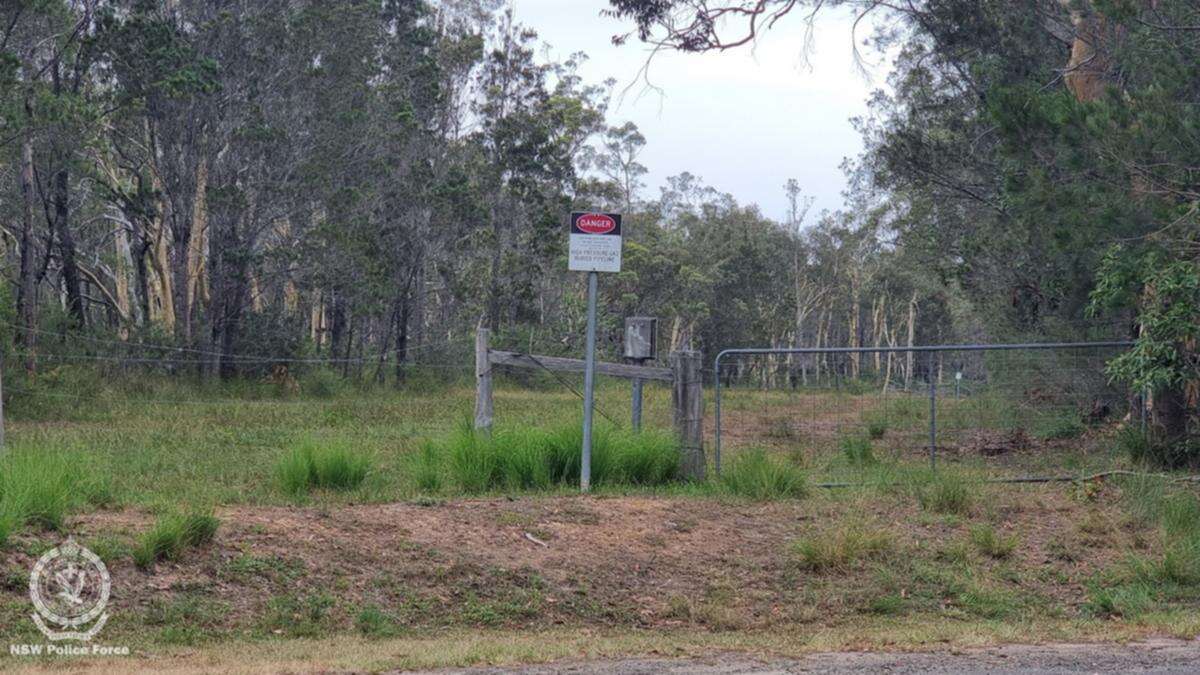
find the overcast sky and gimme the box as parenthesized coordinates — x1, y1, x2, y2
(510, 0, 892, 221)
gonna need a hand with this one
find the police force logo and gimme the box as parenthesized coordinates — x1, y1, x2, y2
(28, 538, 111, 641)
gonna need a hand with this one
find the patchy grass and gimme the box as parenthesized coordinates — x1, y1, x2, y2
(914, 472, 974, 515)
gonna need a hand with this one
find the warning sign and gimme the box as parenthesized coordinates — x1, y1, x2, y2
(569, 212, 622, 273)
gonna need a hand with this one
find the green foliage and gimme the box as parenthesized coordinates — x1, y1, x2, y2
(968, 524, 1018, 559)
(1092, 248, 1200, 395)
(865, 418, 888, 440)
(840, 435, 876, 466)
(355, 605, 400, 638)
(1116, 426, 1154, 465)
(432, 423, 681, 494)
(1033, 413, 1085, 441)
(915, 473, 973, 515)
(719, 449, 808, 501)
(262, 593, 335, 638)
(276, 439, 371, 496)
(0, 450, 87, 545)
(791, 525, 894, 572)
(133, 511, 220, 569)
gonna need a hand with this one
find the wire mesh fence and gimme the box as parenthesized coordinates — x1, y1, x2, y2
(714, 342, 1139, 478)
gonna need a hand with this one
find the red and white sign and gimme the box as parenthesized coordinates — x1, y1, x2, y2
(575, 213, 617, 235)
(569, 212, 622, 273)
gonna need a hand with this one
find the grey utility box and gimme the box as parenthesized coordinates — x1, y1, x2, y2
(624, 317, 658, 361)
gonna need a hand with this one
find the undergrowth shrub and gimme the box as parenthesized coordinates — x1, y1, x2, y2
(277, 439, 371, 496)
(720, 449, 808, 500)
(432, 422, 681, 493)
(133, 511, 220, 569)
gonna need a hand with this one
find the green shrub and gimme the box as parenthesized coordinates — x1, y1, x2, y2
(840, 435, 876, 466)
(915, 473, 973, 515)
(276, 439, 371, 496)
(133, 511, 220, 569)
(968, 524, 1018, 559)
(720, 449, 808, 501)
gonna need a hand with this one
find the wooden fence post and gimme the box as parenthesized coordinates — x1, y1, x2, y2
(671, 350, 705, 480)
(475, 326, 493, 433)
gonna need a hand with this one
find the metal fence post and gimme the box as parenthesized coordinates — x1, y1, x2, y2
(928, 350, 937, 471)
(631, 377, 643, 431)
(714, 355, 723, 475)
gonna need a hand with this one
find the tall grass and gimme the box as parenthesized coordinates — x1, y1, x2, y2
(720, 449, 808, 500)
(0, 449, 87, 546)
(429, 422, 681, 493)
(276, 438, 372, 496)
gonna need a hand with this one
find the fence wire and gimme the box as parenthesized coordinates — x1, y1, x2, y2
(714, 342, 1138, 478)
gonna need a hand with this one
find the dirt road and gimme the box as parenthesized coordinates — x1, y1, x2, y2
(426, 640, 1200, 674)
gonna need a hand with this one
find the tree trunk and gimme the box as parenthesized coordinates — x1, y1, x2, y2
(53, 166, 87, 327)
(17, 134, 39, 373)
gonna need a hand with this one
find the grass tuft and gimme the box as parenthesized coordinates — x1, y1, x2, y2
(276, 439, 371, 496)
(969, 524, 1018, 559)
(915, 473, 973, 515)
(720, 449, 808, 501)
(791, 524, 895, 572)
(133, 511, 220, 569)
(840, 435, 876, 466)
(0, 450, 80, 544)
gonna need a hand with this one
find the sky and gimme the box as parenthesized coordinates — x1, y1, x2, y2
(510, 0, 893, 221)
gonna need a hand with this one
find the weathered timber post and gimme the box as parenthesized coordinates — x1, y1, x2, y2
(630, 376, 644, 432)
(671, 350, 705, 480)
(475, 326, 493, 433)
(0, 345, 6, 451)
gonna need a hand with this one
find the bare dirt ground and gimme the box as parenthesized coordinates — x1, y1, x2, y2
(2, 483, 1148, 635)
(428, 640, 1200, 674)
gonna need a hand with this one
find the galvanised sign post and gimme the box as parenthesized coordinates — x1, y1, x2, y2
(569, 212, 622, 492)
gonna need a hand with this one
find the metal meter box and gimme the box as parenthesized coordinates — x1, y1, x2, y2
(623, 317, 658, 361)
